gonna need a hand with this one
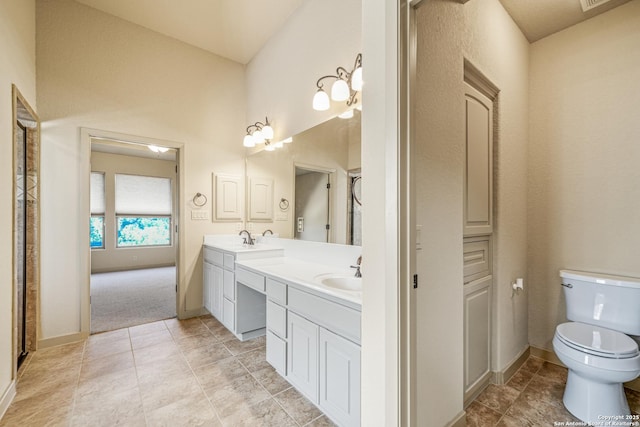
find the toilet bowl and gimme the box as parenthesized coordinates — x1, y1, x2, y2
(553, 321, 640, 424)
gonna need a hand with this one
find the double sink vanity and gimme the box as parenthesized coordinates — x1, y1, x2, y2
(202, 235, 362, 427)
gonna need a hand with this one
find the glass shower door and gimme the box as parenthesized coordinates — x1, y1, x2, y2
(15, 122, 28, 368)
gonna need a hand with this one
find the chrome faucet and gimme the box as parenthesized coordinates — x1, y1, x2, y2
(350, 255, 362, 278)
(238, 230, 254, 245)
(262, 229, 274, 236)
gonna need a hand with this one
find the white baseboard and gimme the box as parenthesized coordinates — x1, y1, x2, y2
(446, 410, 466, 427)
(38, 331, 86, 349)
(0, 381, 16, 421)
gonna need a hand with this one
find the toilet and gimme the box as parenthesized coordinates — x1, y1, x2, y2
(553, 270, 640, 425)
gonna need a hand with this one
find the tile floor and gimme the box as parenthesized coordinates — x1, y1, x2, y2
(4, 316, 640, 427)
(0, 315, 336, 427)
(466, 356, 640, 426)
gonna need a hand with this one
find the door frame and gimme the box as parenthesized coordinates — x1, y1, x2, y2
(11, 85, 40, 378)
(79, 128, 185, 336)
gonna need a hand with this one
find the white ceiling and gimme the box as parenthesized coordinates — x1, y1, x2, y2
(74, 0, 304, 64)
(74, 0, 633, 64)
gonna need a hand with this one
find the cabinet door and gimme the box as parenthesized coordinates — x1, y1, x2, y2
(211, 264, 224, 320)
(463, 83, 493, 236)
(287, 312, 319, 402)
(464, 275, 492, 401)
(203, 261, 213, 314)
(223, 269, 235, 300)
(319, 328, 361, 427)
(222, 297, 235, 331)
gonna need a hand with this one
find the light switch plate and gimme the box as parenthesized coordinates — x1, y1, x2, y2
(191, 210, 209, 220)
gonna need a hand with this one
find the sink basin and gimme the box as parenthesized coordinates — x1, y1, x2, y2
(315, 274, 362, 292)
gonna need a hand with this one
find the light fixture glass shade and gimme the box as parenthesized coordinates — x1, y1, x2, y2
(331, 79, 350, 102)
(262, 124, 274, 140)
(274, 141, 284, 148)
(265, 144, 275, 151)
(243, 134, 255, 147)
(313, 89, 330, 111)
(252, 129, 264, 144)
(351, 67, 363, 91)
(283, 137, 293, 144)
(338, 109, 354, 119)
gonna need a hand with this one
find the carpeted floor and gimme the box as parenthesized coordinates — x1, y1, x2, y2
(90, 266, 176, 334)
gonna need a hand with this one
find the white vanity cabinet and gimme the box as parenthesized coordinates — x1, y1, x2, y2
(203, 247, 224, 320)
(261, 274, 361, 427)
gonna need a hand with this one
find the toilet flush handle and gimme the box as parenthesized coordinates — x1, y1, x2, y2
(561, 283, 573, 288)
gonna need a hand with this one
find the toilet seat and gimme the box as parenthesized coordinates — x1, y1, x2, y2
(556, 322, 639, 359)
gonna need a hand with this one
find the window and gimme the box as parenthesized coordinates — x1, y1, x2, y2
(115, 174, 172, 247)
(90, 172, 105, 249)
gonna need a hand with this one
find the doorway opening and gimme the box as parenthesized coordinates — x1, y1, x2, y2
(89, 137, 179, 334)
(294, 166, 331, 243)
(12, 85, 40, 373)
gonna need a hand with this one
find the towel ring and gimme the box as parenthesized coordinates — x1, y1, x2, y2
(193, 192, 208, 207)
(279, 198, 290, 211)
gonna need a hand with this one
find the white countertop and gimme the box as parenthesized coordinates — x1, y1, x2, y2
(235, 257, 362, 310)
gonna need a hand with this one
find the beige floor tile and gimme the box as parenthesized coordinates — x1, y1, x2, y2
(129, 319, 169, 337)
(144, 393, 220, 427)
(521, 374, 566, 406)
(79, 350, 135, 381)
(166, 318, 210, 339)
(222, 336, 266, 356)
(182, 342, 233, 369)
(131, 328, 175, 351)
(518, 356, 544, 374)
(207, 374, 271, 418)
(87, 328, 130, 345)
(133, 340, 181, 366)
(496, 413, 532, 427)
(273, 386, 323, 426)
(83, 335, 132, 361)
(251, 365, 291, 395)
(626, 388, 640, 414)
(193, 356, 249, 390)
(219, 397, 297, 427)
(465, 401, 503, 427)
(14, 366, 79, 403)
(304, 415, 338, 427)
(71, 387, 145, 427)
(140, 374, 205, 412)
(204, 321, 237, 342)
(136, 356, 192, 388)
(236, 347, 270, 373)
(535, 361, 568, 384)
(505, 392, 578, 425)
(174, 330, 218, 351)
(475, 384, 521, 414)
(506, 367, 535, 392)
(76, 366, 138, 402)
(1, 385, 75, 427)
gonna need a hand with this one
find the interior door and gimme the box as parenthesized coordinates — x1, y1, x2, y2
(294, 169, 329, 242)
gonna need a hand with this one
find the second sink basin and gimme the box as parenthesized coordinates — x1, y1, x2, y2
(315, 274, 362, 292)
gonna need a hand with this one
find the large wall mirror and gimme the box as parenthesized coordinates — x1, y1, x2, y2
(246, 110, 361, 245)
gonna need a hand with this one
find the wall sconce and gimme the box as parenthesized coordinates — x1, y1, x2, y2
(243, 117, 274, 148)
(312, 53, 363, 111)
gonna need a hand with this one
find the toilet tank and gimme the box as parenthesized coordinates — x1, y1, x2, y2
(560, 269, 640, 335)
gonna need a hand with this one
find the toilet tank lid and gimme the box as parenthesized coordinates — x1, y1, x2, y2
(560, 269, 640, 289)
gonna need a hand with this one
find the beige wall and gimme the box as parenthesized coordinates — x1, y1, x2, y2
(0, 0, 36, 412)
(90, 152, 176, 273)
(414, 0, 529, 423)
(528, 1, 640, 351)
(36, 0, 246, 341)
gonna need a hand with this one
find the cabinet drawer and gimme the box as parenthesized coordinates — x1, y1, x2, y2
(267, 300, 287, 338)
(203, 247, 223, 266)
(266, 278, 287, 305)
(223, 253, 235, 270)
(236, 268, 265, 293)
(222, 297, 235, 331)
(288, 287, 361, 345)
(463, 236, 492, 284)
(266, 330, 287, 375)
(223, 270, 235, 300)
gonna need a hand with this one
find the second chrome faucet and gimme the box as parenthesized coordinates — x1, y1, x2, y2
(351, 255, 362, 278)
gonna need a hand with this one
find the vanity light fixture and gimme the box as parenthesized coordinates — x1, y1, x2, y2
(312, 53, 363, 111)
(243, 117, 274, 148)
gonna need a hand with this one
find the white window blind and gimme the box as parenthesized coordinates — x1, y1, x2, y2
(115, 174, 171, 215)
(90, 172, 105, 214)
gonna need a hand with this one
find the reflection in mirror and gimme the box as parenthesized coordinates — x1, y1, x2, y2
(246, 110, 361, 245)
